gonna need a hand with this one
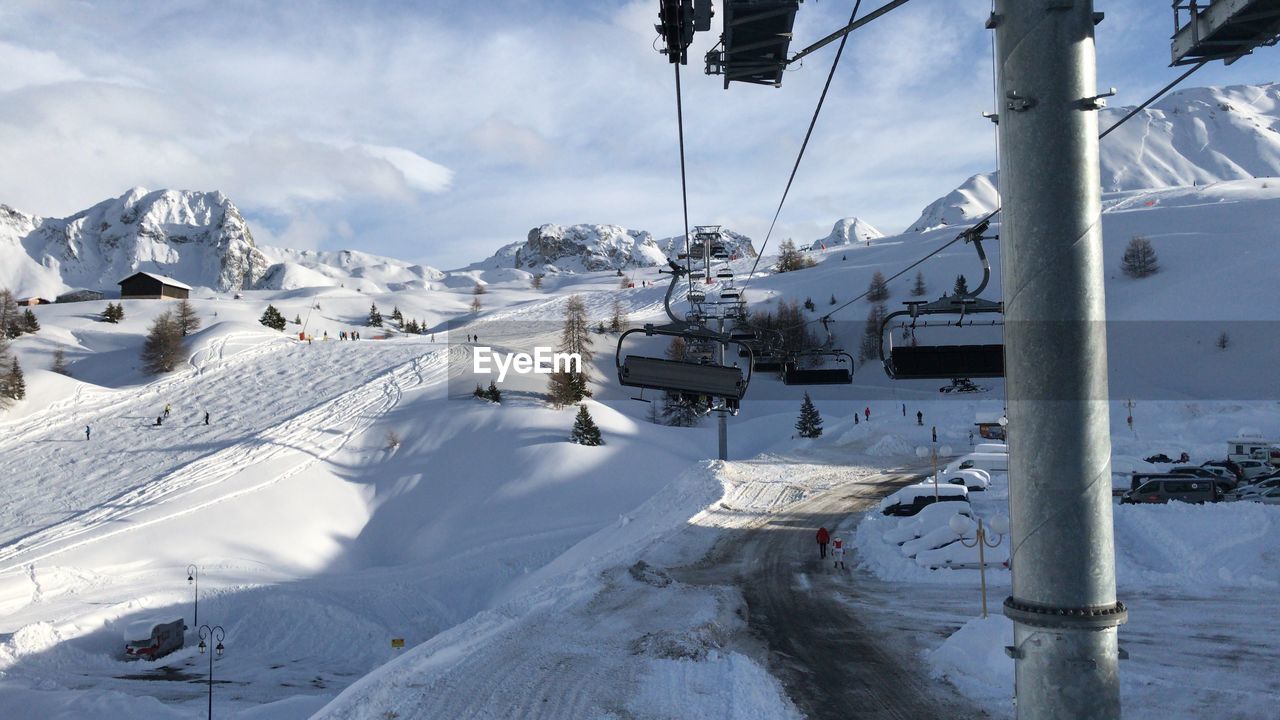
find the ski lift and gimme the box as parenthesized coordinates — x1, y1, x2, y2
(616, 261, 753, 402)
(782, 350, 854, 385)
(878, 227, 1005, 381)
(720, 287, 741, 301)
(716, 268, 735, 279)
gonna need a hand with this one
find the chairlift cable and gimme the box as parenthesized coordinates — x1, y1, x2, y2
(675, 58, 696, 299)
(761, 57, 1210, 336)
(738, 0, 862, 299)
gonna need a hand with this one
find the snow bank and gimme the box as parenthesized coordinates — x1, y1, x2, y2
(927, 615, 1014, 713)
(1114, 502, 1280, 589)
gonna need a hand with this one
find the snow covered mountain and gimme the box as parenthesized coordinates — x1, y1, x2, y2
(0, 188, 269, 298)
(255, 248, 446, 293)
(476, 223, 757, 273)
(909, 82, 1280, 232)
(810, 217, 884, 250)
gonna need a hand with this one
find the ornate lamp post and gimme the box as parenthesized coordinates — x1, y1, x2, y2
(186, 565, 199, 630)
(197, 625, 225, 719)
(950, 513, 1009, 617)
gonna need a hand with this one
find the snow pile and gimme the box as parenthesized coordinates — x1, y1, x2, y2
(1114, 502, 1280, 589)
(864, 433, 917, 457)
(927, 615, 1014, 710)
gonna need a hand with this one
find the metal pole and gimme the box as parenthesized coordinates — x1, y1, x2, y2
(992, 2, 1126, 719)
(977, 521, 988, 618)
(207, 641, 214, 720)
(717, 315, 728, 461)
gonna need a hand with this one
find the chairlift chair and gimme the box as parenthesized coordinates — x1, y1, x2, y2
(879, 229, 1005, 381)
(781, 350, 855, 385)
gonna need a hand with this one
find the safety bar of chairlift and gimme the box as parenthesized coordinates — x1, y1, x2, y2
(879, 296, 1004, 372)
(781, 350, 856, 385)
(615, 324, 754, 396)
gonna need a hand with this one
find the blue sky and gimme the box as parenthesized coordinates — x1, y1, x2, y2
(0, 1, 1274, 268)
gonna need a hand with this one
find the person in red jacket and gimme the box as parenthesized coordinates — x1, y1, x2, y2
(816, 526, 830, 559)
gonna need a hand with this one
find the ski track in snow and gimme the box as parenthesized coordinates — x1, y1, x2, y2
(0, 337, 447, 571)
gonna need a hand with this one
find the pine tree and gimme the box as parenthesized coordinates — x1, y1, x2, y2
(867, 271, 890, 302)
(0, 336, 10, 409)
(531, 274, 544, 290)
(1216, 331, 1230, 350)
(911, 271, 928, 297)
(294, 314, 303, 325)
(175, 299, 200, 336)
(829, 294, 838, 306)
(1121, 235, 1160, 278)
(367, 303, 383, 327)
(803, 297, 815, 312)
(3, 357, 25, 401)
(953, 274, 970, 296)
(774, 239, 815, 273)
(559, 295, 594, 362)
(569, 404, 604, 446)
(486, 380, 502, 403)
(795, 392, 823, 438)
(102, 302, 124, 324)
(470, 296, 482, 313)
(391, 307, 404, 325)
(51, 348, 70, 376)
(21, 308, 39, 334)
(0, 289, 20, 338)
(141, 311, 184, 374)
(860, 302, 887, 360)
(259, 304, 287, 331)
(609, 299, 625, 332)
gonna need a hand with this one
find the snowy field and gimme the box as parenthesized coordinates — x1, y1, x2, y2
(2, 180, 1279, 717)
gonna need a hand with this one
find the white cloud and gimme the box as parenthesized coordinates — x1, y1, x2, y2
(360, 144, 453, 193)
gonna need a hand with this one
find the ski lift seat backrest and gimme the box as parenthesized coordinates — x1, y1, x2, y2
(887, 344, 1003, 380)
(619, 356, 746, 399)
(782, 365, 853, 385)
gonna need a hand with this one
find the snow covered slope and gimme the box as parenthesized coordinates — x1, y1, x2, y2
(810, 217, 884, 250)
(475, 223, 757, 273)
(256, 248, 446, 293)
(909, 82, 1280, 231)
(0, 188, 269, 297)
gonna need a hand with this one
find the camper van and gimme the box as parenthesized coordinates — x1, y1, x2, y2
(1227, 438, 1280, 465)
(124, 618, 186, 660)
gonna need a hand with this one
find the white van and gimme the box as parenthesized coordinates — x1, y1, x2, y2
(944, 452, 1009, 474)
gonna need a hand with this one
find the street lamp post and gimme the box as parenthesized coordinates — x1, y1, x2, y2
(186, 565, 199, 630)
(197, 625, 226, 720)
(951, 514, 1010, 618)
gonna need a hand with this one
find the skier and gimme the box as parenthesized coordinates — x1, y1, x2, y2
(853, 413, 859, 425)
(816, 526, 830, 559)
(204, 411, 210, 426)
(917, 410, 923, 426)
(155, 416, 163, 426)
(969, 430, 975, 446)
(85, 425, 91, 441)
(163, 404, 171, 419)
(832, 536, 846, 569)
(864, 407, 871, 422)
(902, 403, 906, 417)
(323, 331, 328, 340)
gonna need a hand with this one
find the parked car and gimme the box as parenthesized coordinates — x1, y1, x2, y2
(943, 452, 1009, 475)
(1236, 459, 1275, 480)
(883, 503, 975, 545)
(1228, 476, 1280, 501)
(1121, 478, 1220, 505)
(1203, 460, 1245, 481)
(879, 484, 969, 517)
(1195, 465, 1238, 483)
(124, 618, 186, 660)
(1250, 487, 1280, 505)
(1168, 466, 1237, 491)
(973, 443, 1007, 455)
(933, 468, 991, 492)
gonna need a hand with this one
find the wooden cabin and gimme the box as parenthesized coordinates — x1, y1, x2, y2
(118, 272, 191, 300)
